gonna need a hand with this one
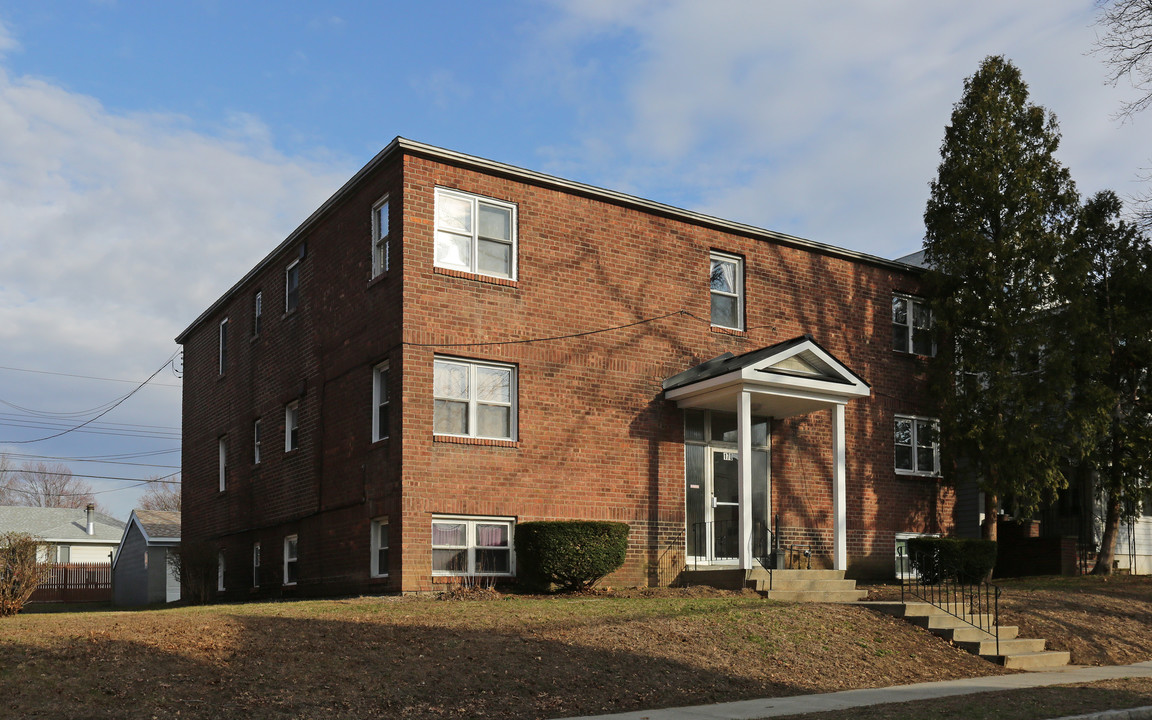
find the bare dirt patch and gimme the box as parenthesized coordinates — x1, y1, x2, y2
(2, 588, 1005, 719)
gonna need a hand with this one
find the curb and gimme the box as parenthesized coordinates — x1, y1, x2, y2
(1050, 707, 1152, 720)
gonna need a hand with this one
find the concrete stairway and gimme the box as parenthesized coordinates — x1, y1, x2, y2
(681, 568, 867, 602)
(871, 600, 1070, 670)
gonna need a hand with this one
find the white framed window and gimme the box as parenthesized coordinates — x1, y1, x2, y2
(895, 415, 940, 476)
(253, 418, 262, 464)
(433, 357, 516, 441)
(252, 542, 261, 588)
(285, 401, 299, 452)
(373, 362, 390, 442)
(895, 532, 939, 580)
(56, 545, 71, 564)
(217, 551, 226, 592)
(892, 294, 934, 356)
(218, 318, 228, 374)
(434, 187, 517, 280)
(218, 436, 227, 492)
(372, 196, 390, 278)
(283, 535, 298, 586)
(710, 252, 744, 330)
(285, 259, 300, 313)
(431, 516, 513, 576)
(254, 291, 263, 336)
(370, 518, 389, 577)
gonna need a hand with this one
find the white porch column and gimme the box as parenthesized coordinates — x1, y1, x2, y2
(832, 402, 847, 571)
(737, 390, 754, 570)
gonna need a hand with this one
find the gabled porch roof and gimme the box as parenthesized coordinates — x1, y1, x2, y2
(662, 335, 870, 417)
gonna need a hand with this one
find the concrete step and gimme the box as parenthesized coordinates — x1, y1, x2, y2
(900, 601, 972, 618)
(909, 613, 994, 630)
(761, 588, 868, 602)
(1000, 650, 1072, 670)
(752, 578, 860, 592)
(942, 625, 1019, 643)
(956, 637, 1047, 656)
(747, 568, 848, 582)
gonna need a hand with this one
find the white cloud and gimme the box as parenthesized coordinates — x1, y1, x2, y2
(538, 1, 1152, 257)
(0, 18, 18, 58)
(0, 58, 352, 518)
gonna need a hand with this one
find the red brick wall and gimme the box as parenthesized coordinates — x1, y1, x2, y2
(181, 147, 954, 597)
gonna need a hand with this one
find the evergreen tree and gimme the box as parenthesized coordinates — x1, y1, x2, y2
(923, 56, 1083, 540)
(1068, 191, 1152, 573)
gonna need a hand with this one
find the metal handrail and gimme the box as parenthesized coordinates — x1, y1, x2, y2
(898, 548, 1000, 657)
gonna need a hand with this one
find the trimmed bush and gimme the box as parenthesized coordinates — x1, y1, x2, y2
(906, 537, 997, 584)
(515, 520, 629, 592)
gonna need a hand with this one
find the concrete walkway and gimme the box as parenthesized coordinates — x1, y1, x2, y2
(559, 661, 1152, 720)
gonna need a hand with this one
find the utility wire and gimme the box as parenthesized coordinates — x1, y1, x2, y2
(0, 351, 181, 445)
(0, 468, 181, 485)
(0, 364, 182, 388)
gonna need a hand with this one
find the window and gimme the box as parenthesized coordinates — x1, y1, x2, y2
(892, 294, 934, 355)
(372, 197, 390, 277)
(218, 436, 227, 492)
(252, 542, 261, 588)
(285, 402, 299, 452)
(895, 415, 940, 475)
(254, 292, 263, 336)
(431, 517, 513, 576)
(217, 551, 226, 592)
(895, 532, 939, 579)
(373, 362, 390, 442)
(433, 357, 516, 440)
(253, 419, 262, 464)
(371, 518, 389, 577)
(710, 252, 744, 330)
(285, 259, 300, 312)
(283, 535, 298, 585)
(434, 188, 517, 280)
(56, 545, 71, 564)
(218, 318, 228, 374)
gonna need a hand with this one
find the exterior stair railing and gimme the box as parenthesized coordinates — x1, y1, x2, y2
(898, 547, 1000, 657)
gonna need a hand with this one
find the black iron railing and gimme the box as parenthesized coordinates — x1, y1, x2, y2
(898, 548, 1000, 657)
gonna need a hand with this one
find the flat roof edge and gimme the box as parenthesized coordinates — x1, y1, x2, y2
(176, 137, 923, 343)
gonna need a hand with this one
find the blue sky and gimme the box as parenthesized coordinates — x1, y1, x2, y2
(0, 1, 1149, 520)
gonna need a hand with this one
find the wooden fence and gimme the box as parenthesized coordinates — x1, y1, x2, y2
(29, 562, 112, 603)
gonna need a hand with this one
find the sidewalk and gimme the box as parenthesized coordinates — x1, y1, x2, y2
(559, 661, 1152, 720)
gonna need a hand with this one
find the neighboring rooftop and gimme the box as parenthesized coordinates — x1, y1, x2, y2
(132, 510, 181, 541)
(0, 505, 125, 543)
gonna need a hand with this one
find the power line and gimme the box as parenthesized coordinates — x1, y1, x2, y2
(0, 351, 181, 445)
(0, 364, 182, 388)
(0, 452, 179, 470)
(0, 468, 181, 485)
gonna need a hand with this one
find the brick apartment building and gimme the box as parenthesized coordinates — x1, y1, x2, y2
(176, 137, 952, 596)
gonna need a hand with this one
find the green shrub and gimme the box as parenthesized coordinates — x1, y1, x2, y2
(515, 521, 629, 592)
(906, 537, 997, 584)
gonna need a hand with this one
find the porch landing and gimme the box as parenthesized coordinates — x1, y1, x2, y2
(681, 568, 868, 602)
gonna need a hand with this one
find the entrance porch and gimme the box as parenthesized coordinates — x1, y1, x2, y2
(663, 335, 871, 573)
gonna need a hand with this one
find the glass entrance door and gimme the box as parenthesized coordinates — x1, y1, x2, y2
(710, 450, 740, 561)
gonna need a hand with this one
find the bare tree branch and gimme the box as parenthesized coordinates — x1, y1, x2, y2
(11, 462, 97, 509)
(1095, 0, 1152, 120)
(138, 476, 181, 512)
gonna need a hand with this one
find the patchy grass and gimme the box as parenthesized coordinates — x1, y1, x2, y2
(2, 577, 1150, 719)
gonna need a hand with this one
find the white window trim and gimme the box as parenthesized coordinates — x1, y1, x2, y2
(373, 362, 390, 442)
(218, 318, 228, 374)
(285, 401, 299, 452)
(217, 551, 225, 592)
(285, 259, 300, 313)
(372, 195, 390, 278)
(253, 418, 262, 464)
(218, 437, 227, 492)
(431, 515, 515, 577)
(892, 293, 936, 356)
(709, 251, 744, 331)
(433, 357, 517, 441)
(894, 414, 941, 477)
(252, 542, 261, 588)
(370, 517, 389, 578)
(434, 187, 518, 280)
(895, 532, 939, 580)
(254, 291, 263, 336)
(283, 535, 298, 586)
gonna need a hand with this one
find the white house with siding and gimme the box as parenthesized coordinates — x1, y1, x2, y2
(0, 504, 123, 563)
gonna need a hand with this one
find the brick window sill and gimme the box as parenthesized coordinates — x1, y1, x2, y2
(434, 435, 519, 448)
(434, 266, 518, 288)
(711, 325, 748, 337)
